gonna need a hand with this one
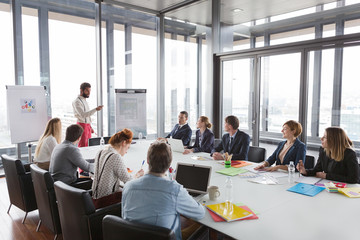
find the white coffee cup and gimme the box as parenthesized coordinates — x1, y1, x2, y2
(208, 185, 220, 200)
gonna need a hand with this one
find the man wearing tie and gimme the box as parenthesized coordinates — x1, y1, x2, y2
(165, 111, 192, 146)
(211, 115, 250, 161)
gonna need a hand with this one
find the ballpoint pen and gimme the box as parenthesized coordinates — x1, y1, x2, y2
(141, 160, 145, 169)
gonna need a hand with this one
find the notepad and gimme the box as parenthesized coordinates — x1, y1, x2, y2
(207, 204, 258, 222)
(287, 183, 325, 197)
(206, 202, 254, 222)
(338, 188, 360, 198)
(216, 167, 248, 176)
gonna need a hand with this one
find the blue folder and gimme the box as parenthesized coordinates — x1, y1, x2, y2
(287, 183, 325, 197)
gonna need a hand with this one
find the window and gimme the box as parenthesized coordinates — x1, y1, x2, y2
(164, 36, 198, 133)
(259, 53, 301, 135)
(49, 13, 97, 137)
(22, 7, 40, 86)
(132, 27, 157, 135)
(222, 58, 253, 137)
(341, 46, 360, 147)
(0, 3, 14, 149)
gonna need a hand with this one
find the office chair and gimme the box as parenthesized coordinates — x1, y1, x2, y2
(247, 146, 266, 163)
(102, 215, 176, 240)
(1, 154, 37, 223)
(54, 181, 121, 240)
(88, 136, 111, 146)
(30, 164, 61, 240)
(304, 155, 315, 169)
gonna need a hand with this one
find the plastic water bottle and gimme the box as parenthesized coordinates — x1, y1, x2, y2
(288, 161, 295, 184)
(225, 176, 233, 203)
(138, 132, 143, 140)
(100, 137, 105, 147)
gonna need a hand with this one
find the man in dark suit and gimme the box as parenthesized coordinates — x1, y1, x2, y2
(165, 111, 192, 146)
(211, 115, 250, 161)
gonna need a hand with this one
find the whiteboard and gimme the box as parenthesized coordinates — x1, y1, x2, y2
(6, 85, 49, 144)
(115, 89, 147, 138)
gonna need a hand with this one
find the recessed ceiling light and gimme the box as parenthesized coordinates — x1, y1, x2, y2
(233, 8, 243, 13)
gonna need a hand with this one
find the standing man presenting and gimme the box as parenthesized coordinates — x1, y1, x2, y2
(73, 82, 103, 147)
(211, 115, 250, 161)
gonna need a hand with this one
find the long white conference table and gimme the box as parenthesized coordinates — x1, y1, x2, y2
(80, 140, 360, 240)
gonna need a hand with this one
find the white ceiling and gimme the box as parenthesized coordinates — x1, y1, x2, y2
(106, 0, 338, 25)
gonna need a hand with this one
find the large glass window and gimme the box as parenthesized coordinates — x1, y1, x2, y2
(259, 53, 301, 139)
(132, 27, 157, 135)
(307, 49, 334, 141)
(342, 46, 360, 148)
(164, 36, 198, 133)
(0, 3, 14, 149)
(222, 58, 253, 137)
(22, 7, 40, 86)
(49, 13, 97, 138)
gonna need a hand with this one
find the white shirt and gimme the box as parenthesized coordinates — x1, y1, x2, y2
(34, 135, 58, 163)
(72, 95, 97, 123)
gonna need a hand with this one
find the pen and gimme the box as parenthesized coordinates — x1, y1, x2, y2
(141, 160, 145, 169)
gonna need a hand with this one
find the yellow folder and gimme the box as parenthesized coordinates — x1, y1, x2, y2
(206, 202, 253, 222)
(337, 188, 360, 198)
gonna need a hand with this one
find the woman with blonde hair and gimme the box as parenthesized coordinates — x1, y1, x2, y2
(183, 116, 214, 154)
(91, 128, 144, 208)
(34, 117, 62, 170)
(255, 120, 306, 171)
(297, 127, 359, 183)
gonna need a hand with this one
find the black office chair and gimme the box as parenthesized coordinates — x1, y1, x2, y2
(30, 164, 61, 240)
(247, 146, 266, 163)
(214, 138, 221, 148)
(54, 181, 121, 240)
(88, 136, 111, 146)
(102, 215, 176, 240)
(305, 155, 315, 169)
(1, 154, 37, 223)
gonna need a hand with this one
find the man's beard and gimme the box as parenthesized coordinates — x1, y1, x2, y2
(82, 93, 89, 98)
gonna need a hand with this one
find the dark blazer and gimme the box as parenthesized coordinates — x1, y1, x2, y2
(306, 147, 359, 184)
(266, 138, 306, 169)
(211, 129, 250, 160)
(166, 123, 192, 146)
(188, 128, 214, 153)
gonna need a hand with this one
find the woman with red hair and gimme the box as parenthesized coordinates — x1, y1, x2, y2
(92, 128, 144, 205)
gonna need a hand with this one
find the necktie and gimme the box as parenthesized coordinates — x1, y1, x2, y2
(174, 125, 180, 135)
(228, 136, 233, 152)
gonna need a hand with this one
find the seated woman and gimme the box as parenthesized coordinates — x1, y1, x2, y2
(91, 128, 144, 205)
(183, 116, 214, 154)
(122, 141, 205, 240)
(255, 120, 306, 172)
(34, 118, 62, 170)
(297, 127, 359, 184)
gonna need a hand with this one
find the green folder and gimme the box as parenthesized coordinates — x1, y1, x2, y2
(216, 167, 248, 176)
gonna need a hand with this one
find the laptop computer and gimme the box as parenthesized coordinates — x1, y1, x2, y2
(167, 138, 185, 153)
(175, 163, 212, 199)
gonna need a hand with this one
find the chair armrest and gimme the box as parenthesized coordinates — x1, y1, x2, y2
(88, 202, 121, 240)
(23, 163, 32, 172)
(71, 179, 93, 190)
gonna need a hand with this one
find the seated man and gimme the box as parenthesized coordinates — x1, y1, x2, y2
(50, 124, 94, 186)
(165, 111, 192, 146)
(211, 115, 250, 161)
(122, 141, 205, 240)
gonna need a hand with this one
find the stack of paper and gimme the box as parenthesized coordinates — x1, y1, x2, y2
(206, 202, 255, 222)
(323, 182, 338, 193)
